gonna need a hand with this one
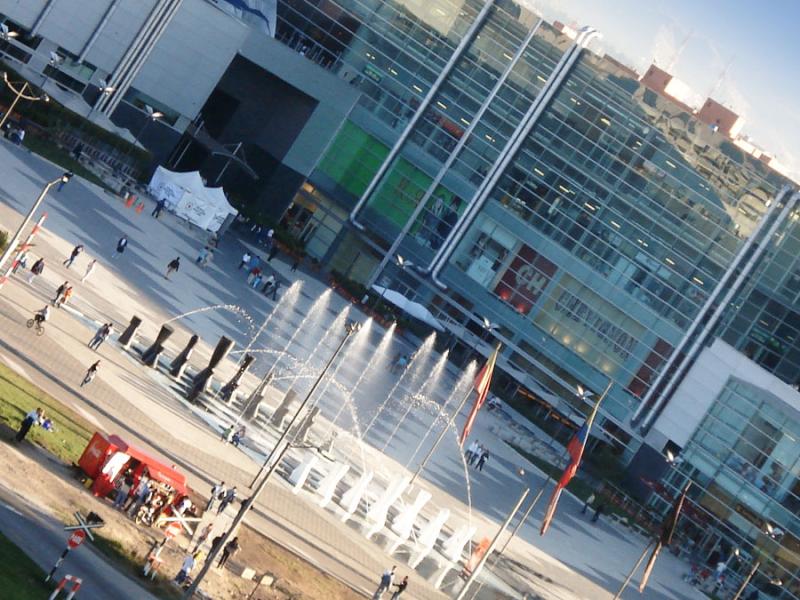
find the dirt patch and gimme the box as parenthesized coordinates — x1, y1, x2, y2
(0, 438, 362, 599)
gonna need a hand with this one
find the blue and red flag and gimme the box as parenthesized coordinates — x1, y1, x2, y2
(540, 401, 601, 536)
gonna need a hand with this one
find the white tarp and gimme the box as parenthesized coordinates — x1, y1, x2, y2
(147, 167, 237, 232)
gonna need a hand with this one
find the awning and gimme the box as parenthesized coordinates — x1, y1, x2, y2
(108, 435, 188, 495)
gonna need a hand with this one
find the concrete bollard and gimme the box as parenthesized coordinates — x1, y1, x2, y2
(141, 324, 174, 367)
(117, 316, 142, 349)
(169, 334, 198, 378)
(187, 336, 234, 403)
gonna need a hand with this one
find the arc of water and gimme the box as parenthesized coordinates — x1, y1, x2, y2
(273, 288, 333, 376)
(406, 361, 477, 467)
(361, 333, 437, 440)
(240, 281, 302, 358)
(329, 322, 395, 429)
(381, 349, 450, 452)
(161, 303, 257, 333)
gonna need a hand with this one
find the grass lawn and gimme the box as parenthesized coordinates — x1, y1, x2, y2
(0, 362, 93, 463)
(0, 531, 52, 599)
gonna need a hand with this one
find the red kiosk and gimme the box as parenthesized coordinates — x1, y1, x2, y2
(78, 432, 188, 500)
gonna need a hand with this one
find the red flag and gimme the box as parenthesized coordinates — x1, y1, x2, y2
(540, 393, 604, 536)
(639, 482, 691, 592)
(459, 345, 500, 445)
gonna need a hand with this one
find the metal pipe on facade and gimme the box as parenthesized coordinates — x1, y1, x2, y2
(348, 0, 497, 230)
(430, 28, 599, 287)
(30, 0, 57, 36)
(639, 190, 800, 433)
(631, 185, 794, 426)
(363, 18, 545, 291)
(78, 0, 122, 63)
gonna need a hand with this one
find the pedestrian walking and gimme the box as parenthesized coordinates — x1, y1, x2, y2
(196, 247, 210, 264)
(217, 487, 237, 514)
(56, 171, 74, 192)
(127, 481, 153, 516)
(200, 249, 213, 268)
(290, 256, 301, 272)
(476, 448, 489, 471)
(249, 268, 263, 289)
(88, 323, 113, 350)
(55, 285, 73, 308)
(206, 535, 224, 563)
(206, 481, 226, 512)
(270, 280, 281, 301)
(250, 254, 261, 271)
(220, 424, 234, 443)
(390, 575, 408, 599)
(81, 360, 101, 387)
(27, 257, 44, 284)
(52, 281, 69, 305)
(373, 566, 396, 599)
(231, 427, 245, 448)
(193, 524, 213, 553)
(238, 252, 251, 270)
(217, 537, 240, 569)
(267, 245, 279, 262)
(592, 504, 605, 523)
(113, 236, 128, 259)
(14, 407, 43, 442)
(152, 198, 167, 218)
(582, 493, 595, 514)
(175, 551, 201, 584)
(11, 250, 28, 274)
(464, 440, 479, 464)
(81, 259, 97, 283)
(469, 444, 482, 466)
(72, 143, 83, 162)
(260, 274, 276, 295)
(63, 244, 84, 268)
(165, 257, 181, 279)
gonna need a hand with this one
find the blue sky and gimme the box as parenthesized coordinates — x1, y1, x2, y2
(531, 0, 800, 180)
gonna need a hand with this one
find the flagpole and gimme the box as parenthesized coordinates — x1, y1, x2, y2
(731, 561, 760, 600)
(410, 344, 500, 487)
(454, 487, 529, 600)
(613, 540, 655, 600)
(410, 385, 472, 486)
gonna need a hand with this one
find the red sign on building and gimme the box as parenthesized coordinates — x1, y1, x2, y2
(494, 245, 557, 315)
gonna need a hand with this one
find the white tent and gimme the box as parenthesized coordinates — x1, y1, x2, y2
(147, 167, 238, 232)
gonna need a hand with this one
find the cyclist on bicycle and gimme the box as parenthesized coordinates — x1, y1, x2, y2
(34, 305, 51, 325)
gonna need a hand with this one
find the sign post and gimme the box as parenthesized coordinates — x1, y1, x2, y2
(47, 512, 104, 582)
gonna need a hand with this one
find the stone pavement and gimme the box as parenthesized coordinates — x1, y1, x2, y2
(0, 141, 707, 600)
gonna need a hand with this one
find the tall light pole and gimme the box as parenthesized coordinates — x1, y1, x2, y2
(88, 81, 115, 117)
(136, 104, 163, 143)
(0, 71, 49, 132)
(0, 172, 71, 273)
(183, 319, 362, 599)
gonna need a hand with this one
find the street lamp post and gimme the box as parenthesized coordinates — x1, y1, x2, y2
(731, 561, 761, 600)
(0, 172, 71, 273)
(136, 105, 164, 143)
(183, 319, 362, 599)
(0, 71, 49, 132)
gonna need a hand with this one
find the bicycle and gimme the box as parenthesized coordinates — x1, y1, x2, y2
(26, 318, 45, 336)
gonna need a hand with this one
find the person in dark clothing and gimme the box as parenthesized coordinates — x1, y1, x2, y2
(88, 323, 113, 350)
(217, 537, 240, 569)
(14, 408, 44, 442)
(205, 535, 224, 565)
(390, 576, 408, 599)
(270, 280, 281, 301)
(72, 143, 83, 162)
(63, 244, 83, 268)
(475, 448, 489, 471)
(27, 257, 45, 284)
(113, 236, 128, 259)
(267, 245, 279, 262)
(165, 257, 181, 279)
(592, 504, 605, 523)
(81, 360, 101, 387)
(152, 198, 167, 218)
(52, 281, 69, 305)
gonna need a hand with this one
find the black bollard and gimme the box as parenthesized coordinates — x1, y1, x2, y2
(118, 316, 142, 349)
(220, 354, 256, 404)
(243, 371, 274, 420)
(141, 325, 174, 367)
(187, 336, 234, 403)
(170, 334, 199, 378)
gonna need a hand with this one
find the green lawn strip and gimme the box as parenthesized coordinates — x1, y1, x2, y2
(0, 362, 93, 463)
(21, 135, 111, 191)
(0, 531, 53, 599)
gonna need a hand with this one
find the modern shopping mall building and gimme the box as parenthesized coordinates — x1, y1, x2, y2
(3, 0, 800, 595)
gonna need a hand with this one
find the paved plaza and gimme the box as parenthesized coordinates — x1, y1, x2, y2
(0, 141, 708, 600)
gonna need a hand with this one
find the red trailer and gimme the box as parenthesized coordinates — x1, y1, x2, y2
(78, 432, 188, 499)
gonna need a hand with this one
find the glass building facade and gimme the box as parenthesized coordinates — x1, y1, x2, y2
(272, 2, 800, 592)
(660, 378, 800, 598)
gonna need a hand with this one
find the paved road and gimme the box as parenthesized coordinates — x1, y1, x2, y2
(0, 482, 159, 600)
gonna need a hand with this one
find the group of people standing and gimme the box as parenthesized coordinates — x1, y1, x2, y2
(373, 566, 409, 599)
(241, 251, 282, 300)
(464, 440, 490, 471)
(12, 407, 54, 442)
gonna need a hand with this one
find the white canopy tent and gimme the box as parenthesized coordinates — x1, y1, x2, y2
(148, 167, 238, 233)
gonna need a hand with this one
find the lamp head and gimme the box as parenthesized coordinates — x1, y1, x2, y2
(60, 172, 73, 184)
(151, 111, 164, 120)
(345, 319, 361, 333)
(42, 93, 50, 103)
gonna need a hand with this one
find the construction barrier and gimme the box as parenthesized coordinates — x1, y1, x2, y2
(48, 574, 82, 599)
